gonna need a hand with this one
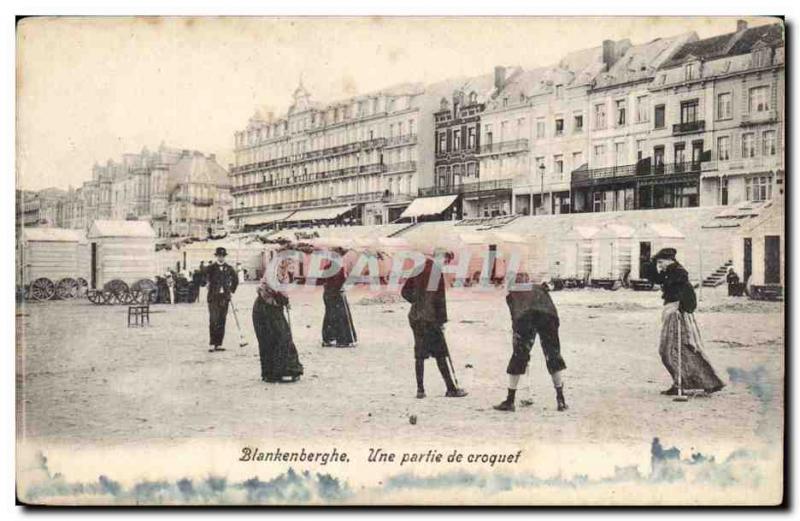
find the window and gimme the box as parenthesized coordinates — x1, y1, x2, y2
(535, 156, 545, 173)
(593, 145, 606, 167)
(742, 133, 756, 158)
(680, 99, 699, 123)
(685, 63, 698, 81)
(674, 143, 686, 167)
(594, 103, 607, 130)
(616, 100, 627, 126)
(717, 136, 731, 161)
(485, 124, 493, 148)
(572, 151, 583, 168)
(573, 113, 583, 133)
(636, 95, 649, 123)
(555, 84, 564, 99)
(554, 155, 564, 176)
(536, 119, 546, 138)
(654, 105, 665, 129)
(437, 131, 446, 154)
(466, 162, 477, 177)
(502, 97, 509, 108)
(409, 119, 415, 136)
(749, 86, 770, 113)
(517, 118, 526, 139)
(763, 130, 777, 156)
(453, 129, 461, 151)
(614, 142, 626, 166)
(467, 127, 476, 149)
(636, 140, 646, 161)
(717, 93, 732, 120)
(745, 175, 773, 202)
(752, 48, 771, 68)
(653, 146, 665, 171)
(555, 118, 564, 136)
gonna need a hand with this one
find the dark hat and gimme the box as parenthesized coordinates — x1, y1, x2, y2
(653, 248, 677, 261)
(214, 247, 228, 257)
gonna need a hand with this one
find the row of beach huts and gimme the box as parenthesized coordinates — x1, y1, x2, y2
(16, 201, 783, 301)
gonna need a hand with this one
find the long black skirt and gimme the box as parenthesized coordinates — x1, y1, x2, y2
(322, 292, 357, 346)
(252, 297, 304, 381)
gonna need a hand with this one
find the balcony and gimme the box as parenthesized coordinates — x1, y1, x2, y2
(231, 163, 387, 195)
(476, 139, 529, 156)
(740, 109, 779, 126)
(672, 120, 705, 136)
(418, 178, 513, 197)
(192, 197, 214, 207)
(385, 161, 417, 174)
(228, 191, 384, 217)
(385, 134, 418, 147)
(571, 161, 705, 187)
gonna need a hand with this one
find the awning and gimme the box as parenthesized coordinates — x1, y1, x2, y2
(285, 205, 355, 222)
(240, 210, 295, 226)
(399, 195, 458, 219)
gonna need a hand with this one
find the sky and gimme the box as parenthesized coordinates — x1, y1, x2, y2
(16, 15, 778, 191)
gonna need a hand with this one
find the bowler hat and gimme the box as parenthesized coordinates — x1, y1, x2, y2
(215, 247, 228, 257)
(653, 247, 677, 261)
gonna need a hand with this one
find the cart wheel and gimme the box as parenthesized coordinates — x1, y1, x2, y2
(87, 289, 101, 304)
(30, 278, 55, 301)
(117, 289, 134, 305)
(56, 278, 80, 300)
(101, 290, 116, 305)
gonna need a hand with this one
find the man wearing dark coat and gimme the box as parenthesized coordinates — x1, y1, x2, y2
(494, 272, 568, 412)
(401, 257, 467, 399)
(645, 248, 724, 395)
(321, 260, 358, 347)
(202, 247, 239, 352)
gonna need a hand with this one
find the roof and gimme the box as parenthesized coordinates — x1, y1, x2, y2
(167, 152, 230, 195)
(88, 220, 156, 238)
(399, 195, 459, 219)
(562, 226, 599, 240)
(661, 22, 784, 68)
(22, 227, 83, 242)
(594, 224, 635, 239)
(594, 33, 695, 88)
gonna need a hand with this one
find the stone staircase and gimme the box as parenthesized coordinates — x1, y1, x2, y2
(701, 260, 733, 288)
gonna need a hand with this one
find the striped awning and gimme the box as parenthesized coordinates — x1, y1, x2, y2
(284, 205, 355, 222)
(399, 195, 458, 219)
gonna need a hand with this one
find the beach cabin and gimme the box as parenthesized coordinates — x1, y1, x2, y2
(630, 223, 686, 280)
(591, 224, 635, 284)
(87, 220, 157, 289)
(732, 198, 783, 300)
(559, 226, 598, 280)
(18, 228, 88, 297)
(492, 232, 549, 284)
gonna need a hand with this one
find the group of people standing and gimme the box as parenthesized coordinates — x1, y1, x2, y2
(201, 244, 724, 411)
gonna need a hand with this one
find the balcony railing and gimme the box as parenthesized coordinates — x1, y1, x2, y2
(228, 191, 384, 217)
(418, 178, 513, 197)
(571, 161, 705, 185)
(740, 110, 779, 126)
(477, 139, 529, 156)
(385, 161, 417, 174)
(385, 134, 417, 147)
(672, 120, 705, 135)
(231, 137, 388, 175)
(231, 163, 387, 194)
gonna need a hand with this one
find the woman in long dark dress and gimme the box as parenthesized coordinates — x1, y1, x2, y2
(645, 248, 724, 395)
(321, 262, 357, 347)
(252, 276, 304, 383)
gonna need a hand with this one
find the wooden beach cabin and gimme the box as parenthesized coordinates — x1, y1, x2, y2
(87, 220, 157, 289)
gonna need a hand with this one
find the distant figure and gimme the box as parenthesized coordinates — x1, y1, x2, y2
(726, 267, 741, 297)
(645, 248, 724, 396)
(203, 247, 239, 352)
(252, 269, 304, 382)
(191, 267, 204, 303)
(165, 272, 176, 304)
(494, 272, 568, 413)
(401, 256, 467, 399)
(321, 258, 357, 347)
(236, 263, 245, 285)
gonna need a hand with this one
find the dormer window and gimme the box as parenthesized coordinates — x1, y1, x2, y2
(752, 46, 772, 68)
(555, 84, 563, 99)
(440, 97, 449, 111)
(685, 62, 698, 81)
(469, 91, 478, 104)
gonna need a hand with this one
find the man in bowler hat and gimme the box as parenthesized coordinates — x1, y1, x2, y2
(203, 247, 239, 352)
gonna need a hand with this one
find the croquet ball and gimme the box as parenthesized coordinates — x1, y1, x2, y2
(409, 415, 417, 425)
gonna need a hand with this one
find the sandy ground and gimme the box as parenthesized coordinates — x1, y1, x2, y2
(16, 283, 784, 448)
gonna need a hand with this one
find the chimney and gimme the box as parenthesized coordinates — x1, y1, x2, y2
(602, 39, 616, 70)
(494, 66, 507, 91)
(737, 20, 748, 32)
(208, 153, 216, 161)
(181, 149, 190, 157)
